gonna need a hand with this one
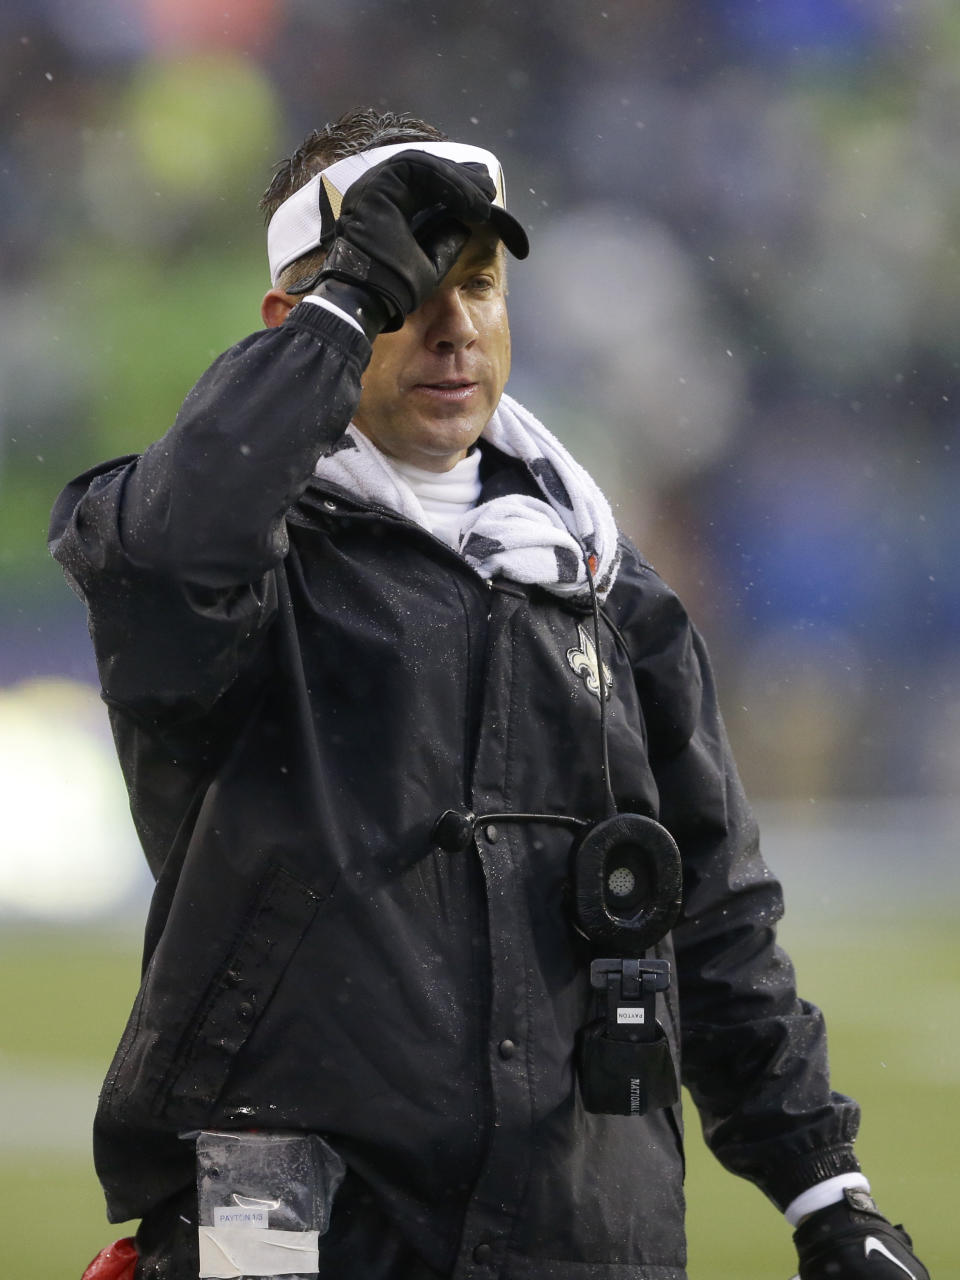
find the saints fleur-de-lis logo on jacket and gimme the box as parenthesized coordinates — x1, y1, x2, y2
(566, 622, 613, 701)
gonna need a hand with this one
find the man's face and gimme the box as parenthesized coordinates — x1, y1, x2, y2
(352, 229, 511, 472)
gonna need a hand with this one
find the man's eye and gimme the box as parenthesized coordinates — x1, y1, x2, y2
(466, 275, 496, 292)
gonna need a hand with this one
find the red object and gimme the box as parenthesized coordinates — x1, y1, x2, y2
(81, 1237, 138, 1280)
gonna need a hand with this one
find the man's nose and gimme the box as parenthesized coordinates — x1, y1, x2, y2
(422, 287, 478, 352)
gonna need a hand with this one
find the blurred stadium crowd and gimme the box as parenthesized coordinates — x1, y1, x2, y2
(2, 0, 959, 829)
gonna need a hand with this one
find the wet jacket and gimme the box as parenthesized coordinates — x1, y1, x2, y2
(50, 302, 861, 1280)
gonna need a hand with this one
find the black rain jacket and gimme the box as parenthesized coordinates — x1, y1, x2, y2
(50, 302, 861, 1280)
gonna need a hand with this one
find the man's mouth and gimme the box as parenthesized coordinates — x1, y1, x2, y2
(413, 379, 478, 401)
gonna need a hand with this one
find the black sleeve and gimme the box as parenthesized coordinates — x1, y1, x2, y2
(48, 303, 370, 722)
(612, 542, 862, 1210)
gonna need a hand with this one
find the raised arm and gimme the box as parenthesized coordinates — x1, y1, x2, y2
(49, 303, 369, 719)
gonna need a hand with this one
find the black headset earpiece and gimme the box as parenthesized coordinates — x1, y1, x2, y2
(571, 812, 682, 956)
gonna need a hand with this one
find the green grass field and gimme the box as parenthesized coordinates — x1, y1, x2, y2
(1, 919, 954, 1277)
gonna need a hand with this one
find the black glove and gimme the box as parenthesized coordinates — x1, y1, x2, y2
(794, 1188, 929, 1279)
(314, 151, 497, 336)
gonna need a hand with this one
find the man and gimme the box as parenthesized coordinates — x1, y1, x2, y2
(52, 108, 928, 1280)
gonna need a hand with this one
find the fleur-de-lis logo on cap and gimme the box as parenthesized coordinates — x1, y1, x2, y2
(566, 623, 612, 701)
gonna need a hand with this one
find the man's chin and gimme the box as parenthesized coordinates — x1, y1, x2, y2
(386, 415, 486, 470)
(353, 394, 498, 469)
(412, 402, 492, 445)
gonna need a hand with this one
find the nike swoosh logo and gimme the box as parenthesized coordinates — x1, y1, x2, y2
(865, 1235, 917, 1279)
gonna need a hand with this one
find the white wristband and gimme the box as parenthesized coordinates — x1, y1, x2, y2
(784, 1172, 871, 1227)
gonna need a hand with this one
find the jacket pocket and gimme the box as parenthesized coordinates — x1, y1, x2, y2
(157, 864, 336, 1117)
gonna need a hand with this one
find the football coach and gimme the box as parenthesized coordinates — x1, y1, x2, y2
(52, 107, 929, 1280)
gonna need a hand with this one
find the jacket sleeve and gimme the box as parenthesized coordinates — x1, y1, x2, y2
(48, 302, 370, 722)
(612, 543, 861, 1210)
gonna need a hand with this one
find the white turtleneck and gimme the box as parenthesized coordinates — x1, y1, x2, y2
(385, 449, 483, 547)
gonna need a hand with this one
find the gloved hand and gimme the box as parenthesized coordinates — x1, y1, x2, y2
(314, 151, 497, 335)
(793, 1188, 929, 1279)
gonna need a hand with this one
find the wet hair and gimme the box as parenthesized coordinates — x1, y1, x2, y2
(260, 107, 446, 291)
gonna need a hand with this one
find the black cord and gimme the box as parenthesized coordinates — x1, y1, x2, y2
(475, 811, 589, 831)
(582, 548, 617, 821)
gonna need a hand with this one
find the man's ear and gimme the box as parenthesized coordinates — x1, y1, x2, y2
(261, 288, 298, 329)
